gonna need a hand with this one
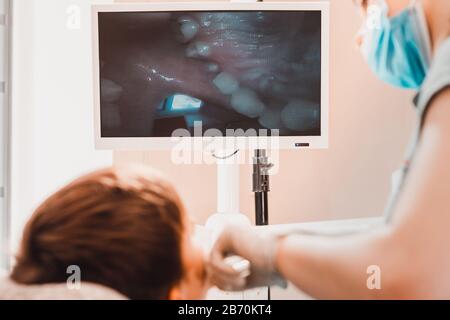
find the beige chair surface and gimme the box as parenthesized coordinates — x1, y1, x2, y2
(0, 276, 126, 300)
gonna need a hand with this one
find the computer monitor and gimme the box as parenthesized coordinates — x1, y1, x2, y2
(92, 1, 329, 150)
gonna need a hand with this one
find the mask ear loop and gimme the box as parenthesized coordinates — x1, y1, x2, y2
(410, 0, 433, 67)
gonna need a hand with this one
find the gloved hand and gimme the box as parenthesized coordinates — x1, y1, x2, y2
(207, 223, 288, 291)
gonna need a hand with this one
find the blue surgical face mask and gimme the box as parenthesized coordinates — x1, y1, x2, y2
(360, 0, 432, 89)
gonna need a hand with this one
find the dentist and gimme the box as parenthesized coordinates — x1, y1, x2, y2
(209, 0, 450, 299)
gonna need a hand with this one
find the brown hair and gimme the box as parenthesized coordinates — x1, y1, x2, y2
(11, 166, 185, 300)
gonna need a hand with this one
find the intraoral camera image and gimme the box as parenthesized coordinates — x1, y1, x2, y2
(98, 11, 322, 137)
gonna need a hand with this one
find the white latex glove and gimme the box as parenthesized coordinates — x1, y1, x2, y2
(207, 224, 288, 291)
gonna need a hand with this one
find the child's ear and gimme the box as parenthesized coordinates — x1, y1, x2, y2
(168, 285, 182, 300)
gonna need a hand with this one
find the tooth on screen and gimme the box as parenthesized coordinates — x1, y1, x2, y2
(258, 75, 275, 92)
(213, 72, 240, 95)
(101, 103, 121, 128)
(230, 88, 265, 118)
(206, 63, 220, 73)
(281, 100, 320, 131)
(258, 107, 282, 129)
(178, 16, 199, 42)
(195, 42, 211, 57)
(101, 78, 123, 103)
(186, 41, 211, 58)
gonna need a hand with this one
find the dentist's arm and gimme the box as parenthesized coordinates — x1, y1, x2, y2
(210, 88, 450, 299)
(276, 228, 403, 299)
(277, 88, 450, 299)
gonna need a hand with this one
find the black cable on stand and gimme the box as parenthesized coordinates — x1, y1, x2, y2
(252, 149, 273, 299)
(254, 192, 269, 225)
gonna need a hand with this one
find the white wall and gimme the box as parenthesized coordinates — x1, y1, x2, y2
(10, 0, 113, 252)
(0, 0, 10, 270)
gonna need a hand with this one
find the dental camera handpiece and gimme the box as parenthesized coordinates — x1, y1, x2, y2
(208, 223, 288, 292)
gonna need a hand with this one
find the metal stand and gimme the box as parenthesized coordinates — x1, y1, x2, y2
(252, 149, 273, 299)
(252, 149, 273, 226)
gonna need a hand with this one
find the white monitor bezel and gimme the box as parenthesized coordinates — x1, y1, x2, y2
(92, 1, 330, 150)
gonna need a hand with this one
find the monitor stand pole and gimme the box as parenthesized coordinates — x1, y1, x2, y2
(205, 149, 251, 230)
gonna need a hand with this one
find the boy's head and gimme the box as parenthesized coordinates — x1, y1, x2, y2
(11, 166, 208, 299)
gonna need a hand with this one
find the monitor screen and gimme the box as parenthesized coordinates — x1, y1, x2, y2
(93, 2, 329, 149)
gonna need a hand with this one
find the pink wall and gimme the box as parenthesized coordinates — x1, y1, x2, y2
(114, 0, 416, 225)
